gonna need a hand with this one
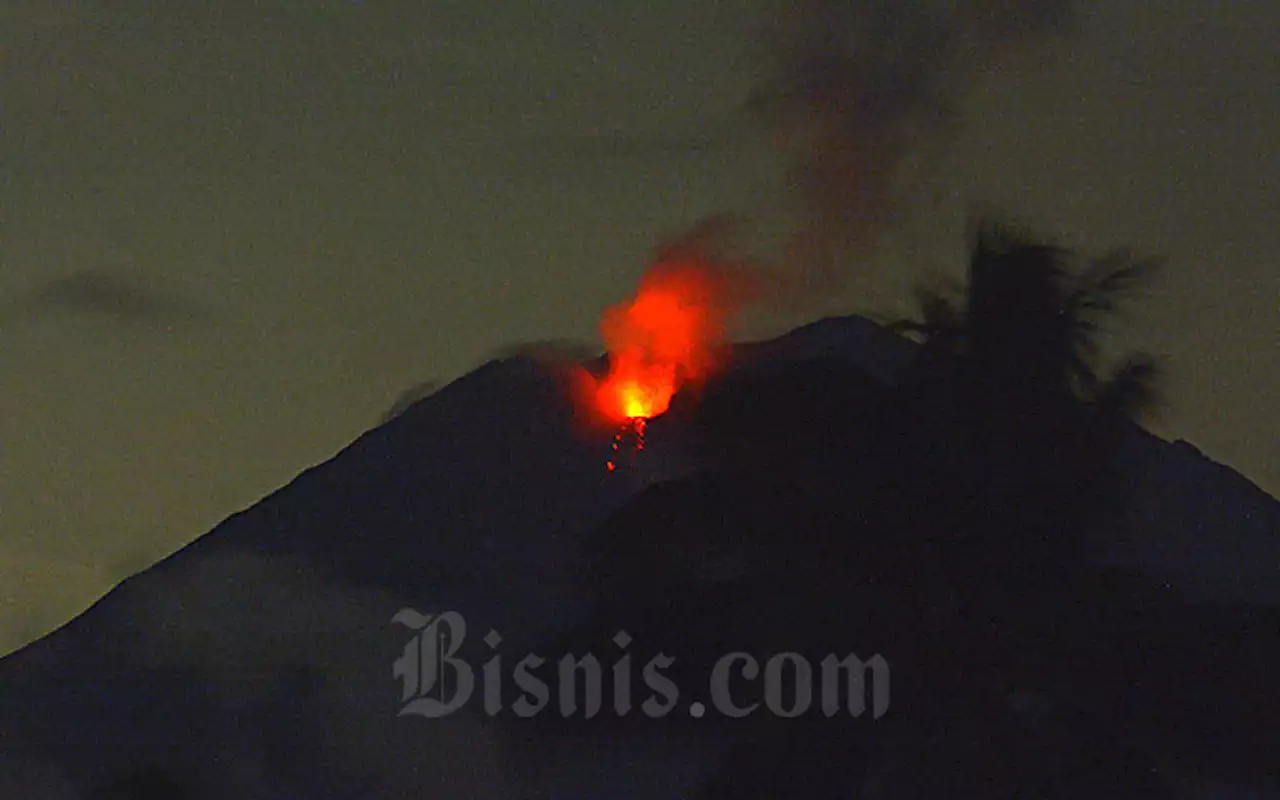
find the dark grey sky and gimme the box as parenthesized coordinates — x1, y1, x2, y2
(1, 0, 1276, 654)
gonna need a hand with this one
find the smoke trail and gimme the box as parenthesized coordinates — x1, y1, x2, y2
(751, 0, 1076, 267)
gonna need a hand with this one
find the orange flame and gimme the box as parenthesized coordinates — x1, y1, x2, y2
(594, 257, 743, 425)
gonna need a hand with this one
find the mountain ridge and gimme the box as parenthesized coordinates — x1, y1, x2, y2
(2, 313, 1277, 798)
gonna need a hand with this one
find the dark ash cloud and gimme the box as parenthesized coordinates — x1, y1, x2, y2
(751, 0, 1077, 264)
(3, 266, 210, 329)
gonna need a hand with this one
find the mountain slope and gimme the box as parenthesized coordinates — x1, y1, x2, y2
(1, 314, 1277, 798)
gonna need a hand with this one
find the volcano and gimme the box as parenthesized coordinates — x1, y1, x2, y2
(2, 315, 1278, 798)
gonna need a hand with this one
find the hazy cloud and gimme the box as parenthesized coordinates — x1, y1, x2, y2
(381, 379, 443, 424)
(752, 0, 1077, 264)
(3, 267, 210, 330)
(526, 128, 745, 161)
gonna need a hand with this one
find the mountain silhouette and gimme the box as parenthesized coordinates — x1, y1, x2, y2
(1, 314, 1277, 798)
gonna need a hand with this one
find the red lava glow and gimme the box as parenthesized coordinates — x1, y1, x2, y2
(595, 259, 739, 423)
(605, 418, 646, 473)
(593, 253, 749, 470)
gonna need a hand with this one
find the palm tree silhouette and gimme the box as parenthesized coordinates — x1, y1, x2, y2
(887, 221, 1164, 634)
(891, 222, 1162, 418)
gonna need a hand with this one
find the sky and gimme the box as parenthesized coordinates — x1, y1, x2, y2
(1, 0, 1276, 655)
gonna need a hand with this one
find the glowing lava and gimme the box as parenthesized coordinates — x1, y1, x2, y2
(605, 417, 646, 473)
(593, 254, 748, 471)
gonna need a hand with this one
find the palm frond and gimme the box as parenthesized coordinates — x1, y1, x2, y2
(1095, 354, 1162, 417)
(889, 283, 966, 343)
(1065, 251, 1162, 319)
(915, 286, 965, 332)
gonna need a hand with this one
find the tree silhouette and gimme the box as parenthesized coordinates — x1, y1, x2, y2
(883, 223, 1165, 681)
(804, 222, 1180, 797)
(891, 222, 1162, 417)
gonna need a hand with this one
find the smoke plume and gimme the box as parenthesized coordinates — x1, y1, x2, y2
(751, 0, 1076, 266)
